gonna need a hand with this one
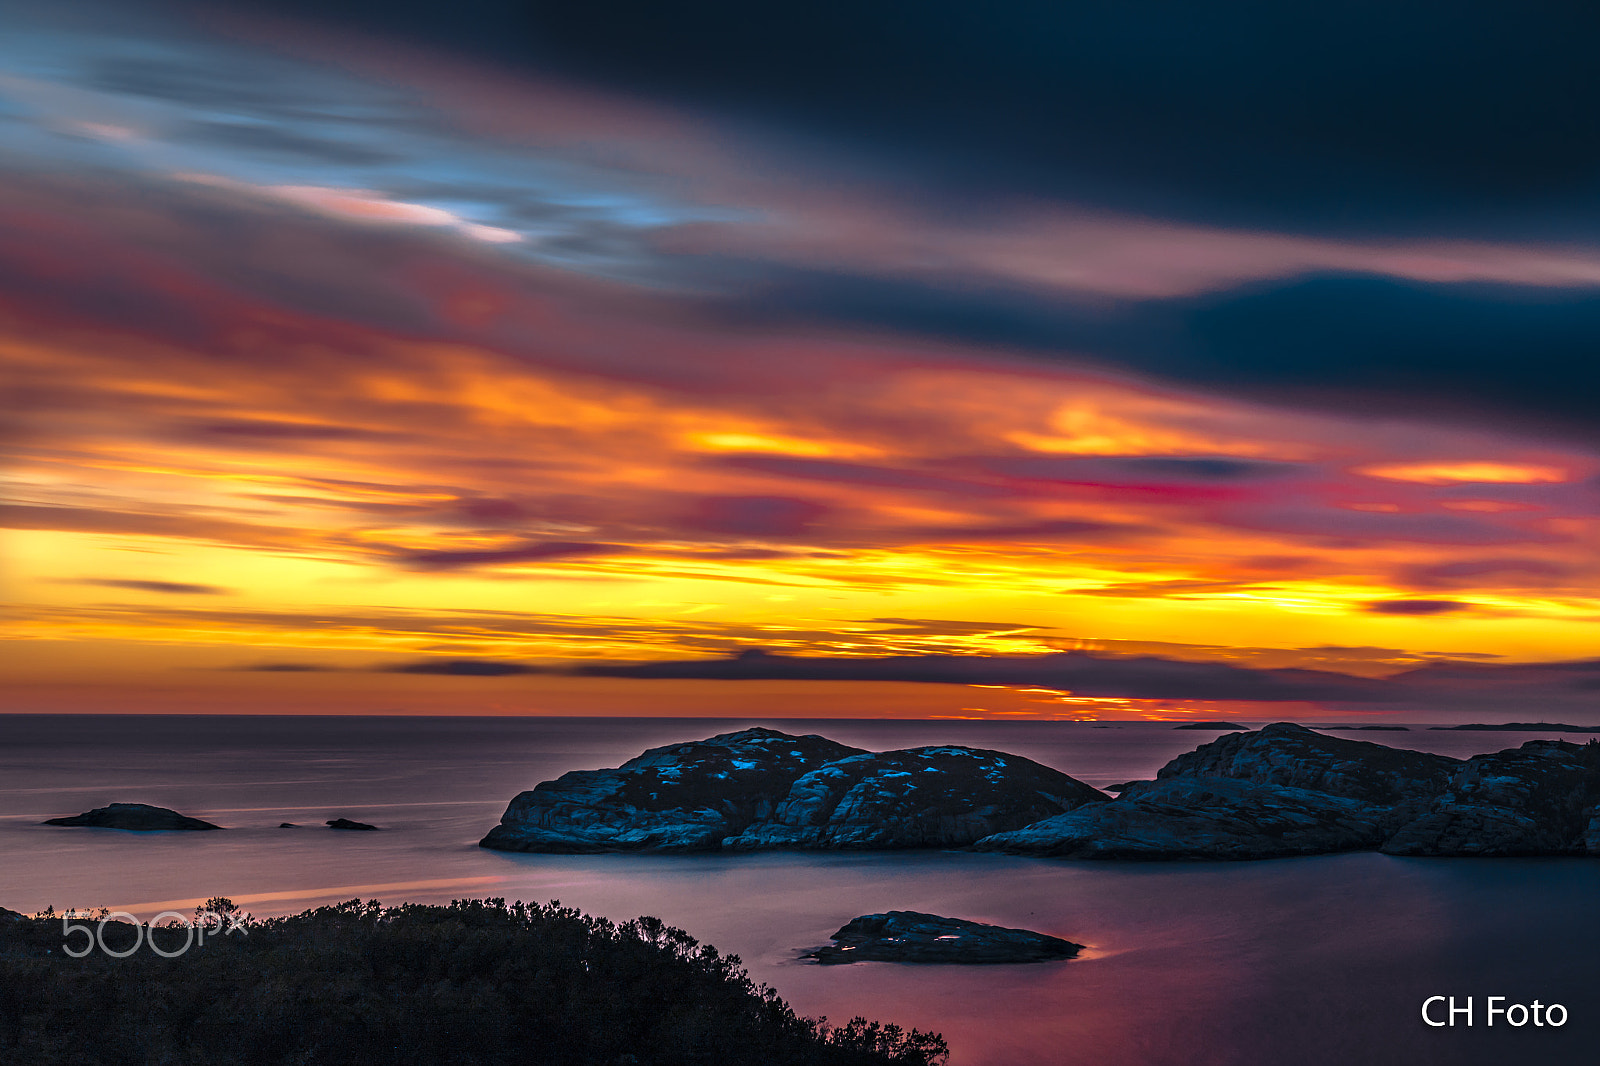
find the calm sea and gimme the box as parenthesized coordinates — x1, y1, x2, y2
(2, 715, 1595, 1065)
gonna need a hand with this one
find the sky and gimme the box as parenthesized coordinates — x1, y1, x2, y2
(4, 0, 1600, 720)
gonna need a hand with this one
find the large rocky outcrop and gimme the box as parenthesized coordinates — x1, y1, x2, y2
(801, 911, 1082, 964)
(1583, 807, 1600, 856)
(43, 803, 221, 831)
(973, 777, 1388, 860)
(724, 746, 1105, 850)
(480, 728, 865, 852)
(481, 722, 1600, 861)
(480, 728, 1105, 853)
(1156, 722, 1460, 813)
(1381, 740, 1600, 856)
(976, 726, 1600, 861)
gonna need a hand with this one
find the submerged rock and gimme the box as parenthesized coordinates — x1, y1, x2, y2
(801, 911, 1081, 964)
(43, 803, 221, 831)
(975, 777, 1387, 860)
(326, 818, 379, 831)
(480, 727, 1104, 853)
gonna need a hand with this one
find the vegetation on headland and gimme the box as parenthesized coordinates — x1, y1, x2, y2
(0, 897, 948, 1066)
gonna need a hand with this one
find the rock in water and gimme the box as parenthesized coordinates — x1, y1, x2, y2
(43, 803, 221, 831)
(975, 725, 1600, 860)
(802, 911, 1082, 964)
(724, 746, 1106, 849)
(1381, 740, 1600, 856)
(479, 727, 1106, 853)
(1156, 721, 1459, 813)
(1583, 806, 1600, 856)
(974, 777, 1388, 860)
(326, 818, 379, 831)
(480, 728, 866, 852)
(1172, 721, 1247, 730)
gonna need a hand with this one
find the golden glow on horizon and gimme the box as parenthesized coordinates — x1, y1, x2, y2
(1356, 461, 1571, 484)
(6, 210, 1600, 718)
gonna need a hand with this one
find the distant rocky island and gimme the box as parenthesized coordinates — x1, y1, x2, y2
(481, 723, 1600, 860)
(1430, 723, 1600, 733)
(1172, 721, 1246, 730)
(326, 817, 379, 830)
(43, 803, 221, 831)
(802, 911, 1082, 965)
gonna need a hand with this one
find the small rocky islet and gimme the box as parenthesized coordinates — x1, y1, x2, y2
(42, 803, 222, 831)
(479, 723, 1600, 859)
(326, 818, 380, 831)
(801, 911, 1082, 964)
(42, 805, 381, 832)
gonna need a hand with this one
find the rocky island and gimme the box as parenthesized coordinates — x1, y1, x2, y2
(977, 723, 1600, 859)
(43, 802, 222, 831)
(479, 723, 1600, 860)
(801, 911, 1082, 964)
(480, 727, 1106, 853)
(1430, 723, 1600, 733)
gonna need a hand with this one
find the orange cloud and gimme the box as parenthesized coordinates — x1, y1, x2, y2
(1356, 461, 1571, 484)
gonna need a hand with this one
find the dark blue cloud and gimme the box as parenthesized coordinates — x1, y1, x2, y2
(986, 456, 1306, 483)
(716, 269, 1600, 443)
(217, 3, 1600, 442)
(1163, 277, 1600, 438)
(253, 1, 1600, 234)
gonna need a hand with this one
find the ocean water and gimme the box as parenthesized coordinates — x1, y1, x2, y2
(2, 715, 1596, 1065)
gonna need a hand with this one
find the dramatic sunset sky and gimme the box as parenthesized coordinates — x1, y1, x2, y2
(5, 1, 1600, 720)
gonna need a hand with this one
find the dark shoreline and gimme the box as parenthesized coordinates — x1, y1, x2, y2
(0, 899, 947, 1066)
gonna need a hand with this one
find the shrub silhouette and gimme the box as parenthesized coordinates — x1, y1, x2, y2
(0, 897, 947, 1065)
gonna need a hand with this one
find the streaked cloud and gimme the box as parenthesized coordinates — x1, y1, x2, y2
(4, 1, 1600, 719)
(1357, 461, 1571, 485)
